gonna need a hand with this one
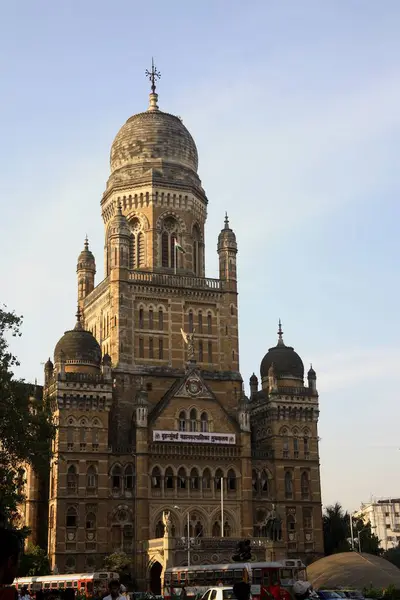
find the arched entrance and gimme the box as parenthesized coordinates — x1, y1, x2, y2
(150, 561, 162, 595)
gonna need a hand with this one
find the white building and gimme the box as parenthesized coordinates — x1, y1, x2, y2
(355, 499, 400, 551)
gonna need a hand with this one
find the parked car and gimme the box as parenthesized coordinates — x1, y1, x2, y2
(200, 587, 238, 600)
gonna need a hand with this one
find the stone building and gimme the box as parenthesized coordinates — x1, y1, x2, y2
(24, 71, 323, 588)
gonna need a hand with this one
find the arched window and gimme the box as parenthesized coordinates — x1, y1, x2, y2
(301, 472, 310, 499)
(190, 468, 200, 490)
(200, 412, 208, 432)
(198, 340, 203, 362)
(179, 411, 186, 432)
(303, 508, 313, 529)
(86, 465, 97, 490)
(86, 512, 96, 531)
(67, 465, 78, 492)
(215, 469, 223, 491)
(193, 224, 201, 275)
(287, 514, 296, 538)
(80, 426, 86, 444)
(227, 469, 236, 492)
(195, 520, 204, 537)
(161, 217, 180, 268)
(178, 467, 187, 489)
(155, 520, 164, 538)
(92, 428, 99, 446)
(293, 437, 299, 457)
(188, 311, 194, 333)
(283, 436, 289, 458)
(124, 465, 134, 490)
(149, 309, 154, 330)
(158, 309, 164, 331)
(285, 471, 293, 499)
(149, 337, 154, 359)
(67, 427, 74, 450)
(111, 465, 122, 490)
(207, 341, 212, 363)
(66, 506, 78, 528)
(202, 468, 211, 490)
(151, 467, 161, 489)
(304, 436, 310, 457)
(224, 520, 231, 537)
(198, 311, 203, 333)
(190, 409, 197, 432)
(261, 470, 269, 494)
(252, 470, 259, 494)
(129, 218, 145, 269)
(165, 467, 174, 490)
(207, 312, 212, 333)
(139, 308, 144, 329)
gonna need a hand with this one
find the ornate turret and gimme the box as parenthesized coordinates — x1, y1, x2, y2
(308, 364, 317, 393)
(238, 388, 251, 432)
(77, 236, 96, 307)
(107, 200, 131, 278)
(260, 320, 305, 389)
(217, 213, 238, 287)
(249, 373, 258, 398)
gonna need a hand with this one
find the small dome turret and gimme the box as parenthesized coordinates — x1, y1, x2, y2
(77, 237, 95, 271)
(218, 213, 237, 251)
(308, 364, 316, 380)
(260, 321, 304, 385)
(54, 309, 102, 373)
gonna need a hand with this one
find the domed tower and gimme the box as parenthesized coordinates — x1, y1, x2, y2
(218, 213, 238, 290)
(106, 200, 131, 280)
(102, 62, 207, 275)
(54, 309, 102, 375)
(260, 320, 304, 390)
(77, 237, 96, 310)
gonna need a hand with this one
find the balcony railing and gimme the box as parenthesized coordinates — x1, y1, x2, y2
(129, 270, 222, 290)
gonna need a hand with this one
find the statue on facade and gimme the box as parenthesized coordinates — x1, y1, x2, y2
(265, 504, 282, 541)
(268, 362, 278, 393)
(162, 510, 172, 536)
(181, 328, 196, 361)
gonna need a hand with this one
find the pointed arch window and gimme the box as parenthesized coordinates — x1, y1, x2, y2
(111, 465, 122, 490)
(158, 337, 164, 359)
(86, 465, 97, 490)
(227, 469, 236, 491)
(129, 218, 145, 269)
(215, 468, 223, 491)
(125, 464, 134, 490)
(67, 465, 78, 492)
(198, 340, 203, 362)
(149, 337, 154, 359)
(151, 467, 161, 489)
(207, 341, 212, 363)
(179, 411, 186, 432)
(200, 412, 208, 432)
(161, 217, 180, 268)
(301, 471, 310, 499)
(158, 309, 164, 331)
(252, 470, 259, 494)
(165, 467, 174, 490)
(303, 508, 313, 530)
(190, 409, 197, 432)
(207, 312, 212, 333)
(190, 468, 200, 490)
(304, 436, 310, 457)
(149, 309, 154, 330)
(212, 521, 221, 537)
(202, 468, 211, 490)
(188, 311, 194, 333)
(261, 470, 269, 495)
(293, 437, 299, 458)
(178, 467, 187, 489)
(198, 311, 203, 333)
(285, 471, 293, 499)
(86, 512, 96, 531)
(67, 427, 74, 450)
(139, 308, 144, 329)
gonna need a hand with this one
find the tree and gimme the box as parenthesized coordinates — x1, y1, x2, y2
(323, 502, 382, 556)
(353, 517, 382, 555)
(19, 544, 51, 576)
(0, 305, 55, 532)
(323, 502, 350, 555)
(103, 552, 135, 587)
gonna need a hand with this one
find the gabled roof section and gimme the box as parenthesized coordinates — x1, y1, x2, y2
(148, 364, 239, 429)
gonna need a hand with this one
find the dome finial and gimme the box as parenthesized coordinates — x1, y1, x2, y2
(84, 234, 89, 250)
(116, 199, 122, 214)
(75, 305, 83, 330)
(224, 212, 229, 229)
(277, 319, 284, 345)
(145, 58, 161, 112)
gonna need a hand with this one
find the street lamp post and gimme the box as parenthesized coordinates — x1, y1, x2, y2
(350, 512, 355, 550)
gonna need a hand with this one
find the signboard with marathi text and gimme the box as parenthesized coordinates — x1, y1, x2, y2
(153, 430, 236, 444)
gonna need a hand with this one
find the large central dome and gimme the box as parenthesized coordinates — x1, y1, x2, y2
(110, 106, 199, 175)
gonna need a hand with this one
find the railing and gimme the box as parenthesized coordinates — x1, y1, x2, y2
(174, 537, 270, 550)
(150, 443, 241, 458)
(129, 270, 222, 290)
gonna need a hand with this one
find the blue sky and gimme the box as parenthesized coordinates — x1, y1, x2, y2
(1, 0, 399, 513)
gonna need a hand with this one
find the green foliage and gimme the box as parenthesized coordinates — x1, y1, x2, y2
(0, 305, 56, 531)
(323, 502, 351, 555)
(18, 544, 51, 576)
(323, 502, 382, 556)
(383, 585, 400, 600)
(363, 587, 384, 599)
(103, 551, 131, 575)
(383, 545, 400, 569)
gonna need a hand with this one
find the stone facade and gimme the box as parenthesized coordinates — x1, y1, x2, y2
(24, 83, 323, 587)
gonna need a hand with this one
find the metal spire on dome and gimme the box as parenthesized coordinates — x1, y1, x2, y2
(75, 305, 83, 330)
(84, 234, 89, 250)
(145, 58, 161, 112)
(277, 319, 284, 346)
(224, 212, 229, 229)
